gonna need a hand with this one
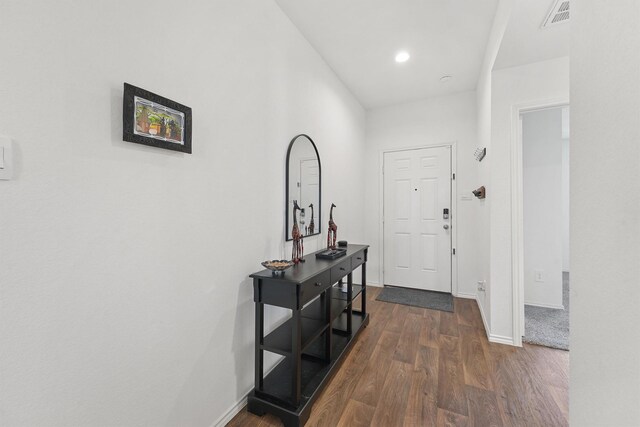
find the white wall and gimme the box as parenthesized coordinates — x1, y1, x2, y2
(475, 0, 512, 333)
(0, 1, 366, 426)
(364, 92, 479, 297)
(561, 126, 570, 272)
(475, 80, 492, 328)
(570, 0, 640, 425)
(522, 108, 564, 309)
(489, 56, 569, 341)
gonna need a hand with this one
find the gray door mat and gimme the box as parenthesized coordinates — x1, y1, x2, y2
(376, 285, 454, 312)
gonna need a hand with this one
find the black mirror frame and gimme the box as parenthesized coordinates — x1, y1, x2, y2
(285, 134, 322, 241)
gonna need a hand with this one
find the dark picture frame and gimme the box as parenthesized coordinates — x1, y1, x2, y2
(123, 83, 192, 154)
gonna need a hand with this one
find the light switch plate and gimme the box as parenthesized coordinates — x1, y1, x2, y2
(0, 136, 13, 180)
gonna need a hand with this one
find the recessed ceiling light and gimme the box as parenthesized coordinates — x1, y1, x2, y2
(395, 51, 410, 63)
(440, 75, 452, 83)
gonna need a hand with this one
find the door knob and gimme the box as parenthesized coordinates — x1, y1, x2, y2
(443, 224, 450, 230)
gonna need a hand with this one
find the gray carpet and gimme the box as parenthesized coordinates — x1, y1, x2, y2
(523, 272, 570, 350)
(376, 285, 453, 312)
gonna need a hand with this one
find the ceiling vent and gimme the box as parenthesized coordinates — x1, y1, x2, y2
(542, 0, 569, 28)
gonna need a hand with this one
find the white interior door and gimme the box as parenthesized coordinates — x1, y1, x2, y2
(383, 146, 452, 293)
(300, 158, 319, 205)
(300, 158, 319, 234)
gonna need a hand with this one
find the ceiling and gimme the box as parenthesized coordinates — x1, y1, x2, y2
(275, 0, 499, 109)
(494, 0, 570, 70)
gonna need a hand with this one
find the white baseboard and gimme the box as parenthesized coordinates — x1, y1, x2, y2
(476, 295, 491, 340)
(474, 295, 516, 346)
(455, 292, 476, 299)
(525, 301, 565, 310)
(488, 334, 515, 345)
(210, 359, 282, 426)
(367, 281, 383, 288)
(212, 395, 248, 427)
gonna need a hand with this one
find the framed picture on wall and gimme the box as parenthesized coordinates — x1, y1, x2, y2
(122, 83, 192, 154)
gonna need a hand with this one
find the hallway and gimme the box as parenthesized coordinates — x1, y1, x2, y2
(229, 288, 569, 426)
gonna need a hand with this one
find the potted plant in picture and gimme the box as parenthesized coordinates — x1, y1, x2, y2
(148, 114, 160, 135)
(136, 105, 150, 133)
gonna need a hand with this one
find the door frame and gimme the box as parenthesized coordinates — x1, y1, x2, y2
(379, 142, 458, 295)
(511, 99, 569, 347)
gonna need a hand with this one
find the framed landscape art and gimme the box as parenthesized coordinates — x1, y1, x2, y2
(123, 83, 192, 153)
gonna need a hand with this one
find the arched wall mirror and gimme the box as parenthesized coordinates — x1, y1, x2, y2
(286, 134, 321, 241)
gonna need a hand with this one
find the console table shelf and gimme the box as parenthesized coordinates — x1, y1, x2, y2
(301, 293, 349, 323)
(248, 244, 369, 427)
(262, 317, 328, 356)
(331, 283, 363, 301)
(333, 310, 366, 334)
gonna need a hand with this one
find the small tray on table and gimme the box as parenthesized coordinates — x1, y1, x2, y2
(315, 248, 347, 260)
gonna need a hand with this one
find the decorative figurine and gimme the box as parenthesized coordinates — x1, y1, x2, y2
(308, 203, 315, 235)
(327, 203, 337, 250)
(292, 200, 304, 264)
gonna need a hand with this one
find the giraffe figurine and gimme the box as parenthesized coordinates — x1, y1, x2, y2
(292, 200, 304, 264)
(327, 203, 337, 250)
(308, 203, 315, 235)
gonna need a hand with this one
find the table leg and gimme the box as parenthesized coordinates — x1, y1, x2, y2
(362, 253, 367, 315)
(255, 301, 264, 391)
(291, 308, 302, 406)
(347, 272, 353, 334)
(324, 288, 332, 362)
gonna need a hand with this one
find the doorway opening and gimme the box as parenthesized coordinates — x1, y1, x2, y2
(517, 105, 570, 350)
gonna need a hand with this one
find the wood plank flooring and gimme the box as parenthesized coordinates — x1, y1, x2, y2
(228, 287, 569, 427)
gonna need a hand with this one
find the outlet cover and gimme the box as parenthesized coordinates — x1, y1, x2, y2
(534, 270, 545, 282)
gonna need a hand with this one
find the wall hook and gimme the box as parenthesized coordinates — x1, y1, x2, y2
(472, 186, 486, 199)
(474, 147, 487, 162)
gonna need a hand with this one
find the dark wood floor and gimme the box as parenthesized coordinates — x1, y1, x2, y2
(228, 287, 569, 427)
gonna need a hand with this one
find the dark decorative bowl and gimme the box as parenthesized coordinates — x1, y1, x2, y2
(261, 260, 294, 275)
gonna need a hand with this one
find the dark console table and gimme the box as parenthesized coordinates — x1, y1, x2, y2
(248, 244, 369, 427)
